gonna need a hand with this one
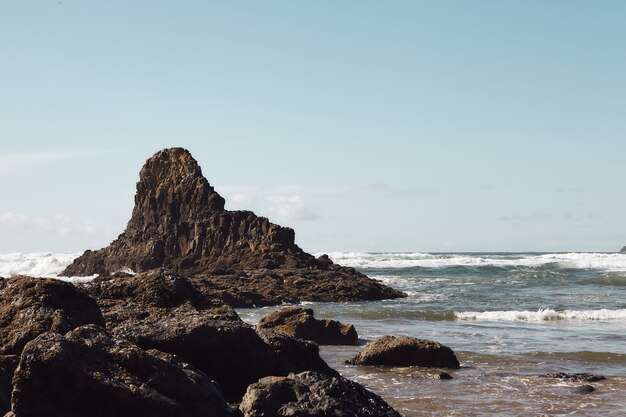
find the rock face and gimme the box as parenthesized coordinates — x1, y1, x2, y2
(81, 269, 338, 402)
(257, 307, 358, 345)
(61, 148, 404, 305)
(0, 276, 105, 355)
(0, 355, 18, 415)
(348, 335, 460, 369)
(239, 371, 402, 417)
(10, 325, 235, 417)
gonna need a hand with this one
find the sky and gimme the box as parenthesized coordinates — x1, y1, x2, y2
(1, 1, 625, 253)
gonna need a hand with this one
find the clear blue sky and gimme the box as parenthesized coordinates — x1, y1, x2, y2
(1, 1, 625, 253)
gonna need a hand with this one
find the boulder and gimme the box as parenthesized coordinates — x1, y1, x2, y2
(0, 355, 18, 415)
(574, 384, 596, 394)
(257, 307, 358, 345)
(10, 325, 235, 417)
(0, 276, 104, 355)
(347, 335, 460, 369)
(61, 148, 405, 305)
(257, 329, 339, 377)
(239, 371, 402, 417)
(82, 269, 336, 402)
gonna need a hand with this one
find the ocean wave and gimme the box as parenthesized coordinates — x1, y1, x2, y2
(455, 308, 626, 322)
(0, 252, 80, 278)
(319, 252, 626, 271)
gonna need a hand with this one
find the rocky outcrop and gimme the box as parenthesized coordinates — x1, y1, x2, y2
(81, 269, 338, 401)
(257, 307, 358, 345)
(541, 372, 606, 383)
(0, 276, 105, 355)
(0, 355, 18, 415)
(347, 335, 460, 369)
(620, 246, 626, 254)
(9, 325, 235, 417)
(61, 148, 405, 305)
(240, 371, 402, 417)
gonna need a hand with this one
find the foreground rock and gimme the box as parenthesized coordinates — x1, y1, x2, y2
(61, 148, 405, 305)
(10, 325, 235, 417)
(257, 307, 358, 345)
(0, 355, 18, 415)
(82, 269, 338, 401)
(240, 371, 402, 417)
(0, 276, 104, 355)
(348, 335, 460, 369)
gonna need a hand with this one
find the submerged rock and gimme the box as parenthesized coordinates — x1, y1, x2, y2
(239, 371, 402, 417)
(10, 325, 235, 417)
(0, 276, 104, 355)
(347, 335, 460, 369)
(61, 148, 404, 305)
(574, 384, 596, 394)
(257, 307, 358, 345)
(541, 372, 606, 383)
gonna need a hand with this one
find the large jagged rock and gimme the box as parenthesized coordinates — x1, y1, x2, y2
(239, 371, 402, 417)
(61, 148, 404, 305)
(347, 335, 460, 369)
(0, 276, 105, 355)
(620, 246, 626, 254)
(257, 307, 358, 345)
(10, 325, 235, 417)
(81, 269, 338, 402)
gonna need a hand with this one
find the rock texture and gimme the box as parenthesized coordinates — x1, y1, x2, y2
(239, 371, 402, 417)
(348, 335, 460, 369)
(0, 355, 18, 415)
(61, 148, 404, 305)
(0, 276, 105, 355)
(80, 269, 338, 401)
(257, 307, 358, 345)
(10, 325, 235, 417)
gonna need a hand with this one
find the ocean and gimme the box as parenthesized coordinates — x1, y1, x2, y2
(3, 251, 626, 416)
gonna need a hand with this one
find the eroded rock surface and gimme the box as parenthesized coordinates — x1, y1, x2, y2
(257, 307, 358, 345)
(0, 276, 104, 355)
(0, 355, 18, 415)
(348, 335, 460, 369)
(10, 325, 235, 417)
(62, 148, 404, 305)
(239, 371, 402, 417)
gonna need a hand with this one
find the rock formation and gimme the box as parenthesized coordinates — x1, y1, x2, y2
(540, 372, 606, 383)
(239, 371, 402, 417)
(61, 148, 404, 305)
(620, 246, 626, 254)
(257, 307, 358, 345)
(0, 276, 105, 355)
(10, 325, 236, 417)
(347, 335, 460, 369)
(0, 355, 18, 415)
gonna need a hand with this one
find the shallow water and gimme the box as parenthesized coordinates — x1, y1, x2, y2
(238, 252, 626, 417)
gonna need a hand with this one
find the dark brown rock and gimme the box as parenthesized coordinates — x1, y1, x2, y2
(81, 269, 337, 402)
(0, 355, 18, 415)
(257, 307, 358, 345)
(574, 384, 596, 394)
(10, 325, 235, 417)
(541, 372, 606, 383)
(240, 371, 402, 417)
(0, 276, 104, 355)
(61, 148, 405, 305)
(347, 335, 460, 369)
(256, 329, 339, 378)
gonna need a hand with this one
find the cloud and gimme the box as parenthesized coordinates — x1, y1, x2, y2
(0, 211, 112, 237)
(0, 147, 115, 172)
(266, 196, 319, 221)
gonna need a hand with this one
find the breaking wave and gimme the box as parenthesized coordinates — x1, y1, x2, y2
(455, 308, 626, 322)
(0, 252, 80, 278)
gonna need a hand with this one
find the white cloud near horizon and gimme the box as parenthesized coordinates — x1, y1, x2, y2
(0, 211, 113, 237)
(0, 147, 115, 173)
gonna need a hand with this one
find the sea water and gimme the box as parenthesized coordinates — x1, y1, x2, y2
(3, 251, 626, 416)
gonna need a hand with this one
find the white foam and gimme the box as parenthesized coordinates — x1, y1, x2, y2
(317, 252, 626, 271)
(455, 308, 626, 322)
(0, 252, 81, 278)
